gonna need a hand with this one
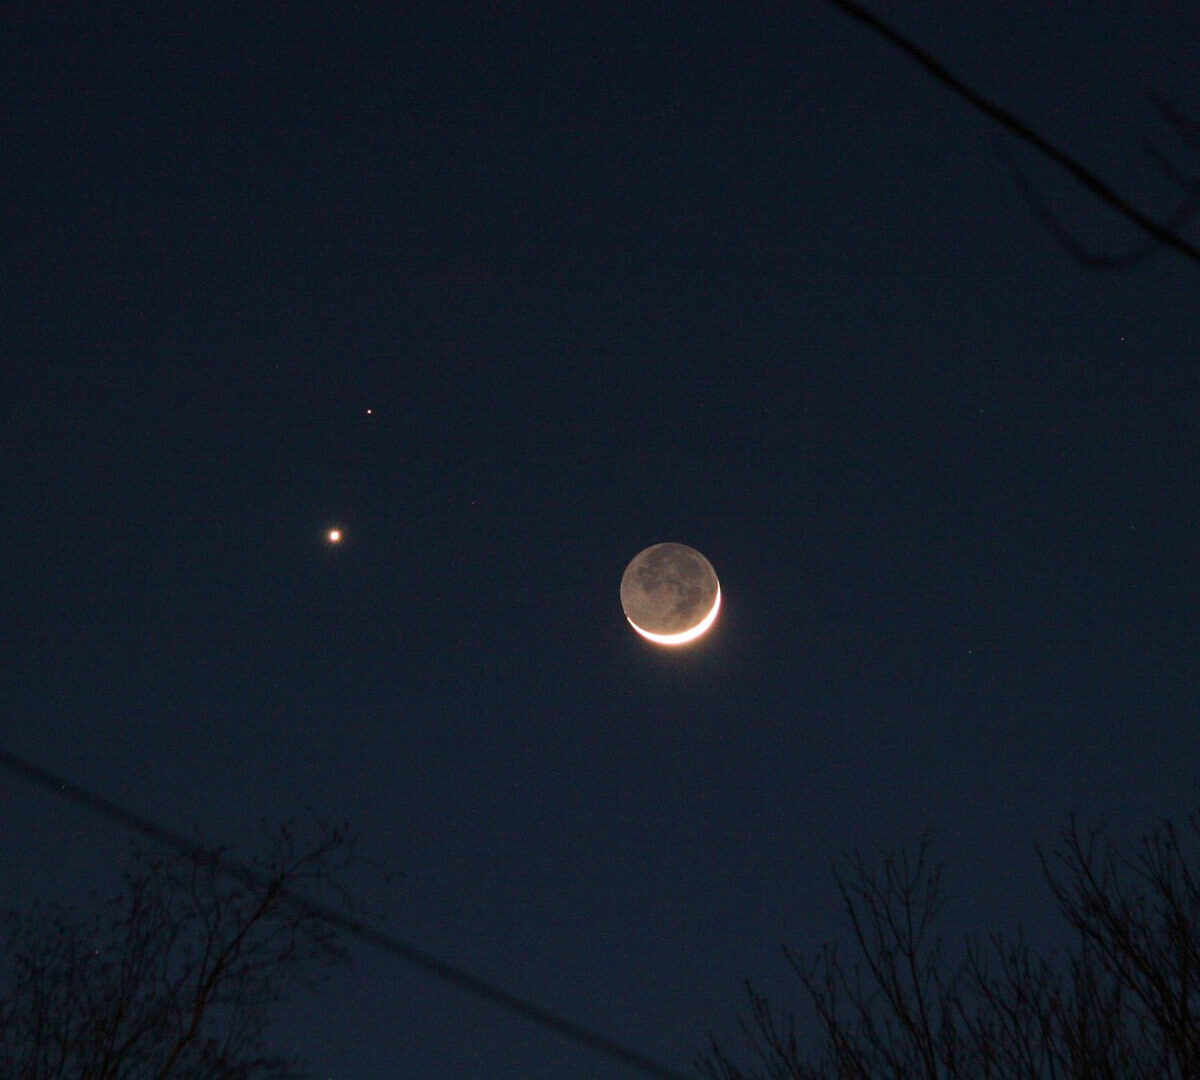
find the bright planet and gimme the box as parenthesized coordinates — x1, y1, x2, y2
(620, 543, 721, 646)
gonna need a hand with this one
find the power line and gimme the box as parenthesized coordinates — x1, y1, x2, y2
(823, 0, 1200, 269)
(0, 747, 699, 1080)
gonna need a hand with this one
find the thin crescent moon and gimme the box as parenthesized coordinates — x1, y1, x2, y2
(626, 585, 721, 646)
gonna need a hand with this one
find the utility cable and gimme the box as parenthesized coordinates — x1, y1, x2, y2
(0, 747, 699, 1080)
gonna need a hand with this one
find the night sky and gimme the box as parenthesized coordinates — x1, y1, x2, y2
(4, 5, 1200, 1079)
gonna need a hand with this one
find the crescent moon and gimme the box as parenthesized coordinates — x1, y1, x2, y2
(629, 586, 721, 645)
(620, 543, 721, 647)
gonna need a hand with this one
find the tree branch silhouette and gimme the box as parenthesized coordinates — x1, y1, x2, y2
(0, 747, 699, 1080)
(824, 0, 1200, 269)
(706, 811, 1200, 1079)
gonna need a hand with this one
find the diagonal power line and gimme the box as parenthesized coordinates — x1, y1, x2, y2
(0, 747, 698, 1080)
(823, 0, 1200, 269)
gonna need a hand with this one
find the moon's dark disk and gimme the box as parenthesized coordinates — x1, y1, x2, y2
(620, 543, 721, 644)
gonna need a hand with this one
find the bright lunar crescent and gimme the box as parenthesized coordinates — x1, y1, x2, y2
(620, 543, 721, 646)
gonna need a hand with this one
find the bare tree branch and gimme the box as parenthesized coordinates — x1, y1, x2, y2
(821, 0, 1200, 269)
(707, 811, 1200, 1080)
(0, 820, 356, 1080)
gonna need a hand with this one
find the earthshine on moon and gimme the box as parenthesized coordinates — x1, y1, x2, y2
(620, 543, 721, 646)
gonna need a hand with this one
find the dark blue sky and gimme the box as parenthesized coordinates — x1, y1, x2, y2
(3, 5, 1200, 1078)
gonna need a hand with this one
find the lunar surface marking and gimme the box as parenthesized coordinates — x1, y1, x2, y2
(620, 543, 720, 645)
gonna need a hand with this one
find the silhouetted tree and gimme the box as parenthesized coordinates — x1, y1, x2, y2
(704, 813, 1200, 1080)
(825, 0, 1200, 270)
(0, 820, 358, 1080)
